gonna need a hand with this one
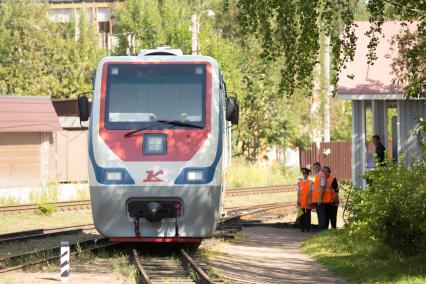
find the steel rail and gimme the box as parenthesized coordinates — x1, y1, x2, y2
(132, 248, 214, 284)
(0, 184, 296, 214)
(0, 237, 112, 274)
(132, 249, 153, 284)
(0, 202, 297, 245)
(0, 200, 91, 214)
(226, 184, 295, 197)
(0, 224, 95, 244)
(180, 249, 215, 284)
(0, 202, 297, 277)
(218, 202, 296, 227)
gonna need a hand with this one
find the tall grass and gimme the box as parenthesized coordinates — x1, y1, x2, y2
(29, 180, 59, 204)
(227, 159, 299, 188)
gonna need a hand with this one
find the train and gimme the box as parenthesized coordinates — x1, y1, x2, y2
(78, 46, 238, 245)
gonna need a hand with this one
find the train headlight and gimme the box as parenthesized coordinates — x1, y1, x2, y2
(185, 169, 206, 183)
(103, 169, 124, 182)
(143, 134, 167, 155)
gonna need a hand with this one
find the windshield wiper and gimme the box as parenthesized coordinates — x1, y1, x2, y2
(156, 120, 203, 129)
(124, 120, 203, 137)
(124, 127, 150, 137)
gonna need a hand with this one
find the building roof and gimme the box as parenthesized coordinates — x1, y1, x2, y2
(0, 96, 62, 132)
(338, 21, 417, 97)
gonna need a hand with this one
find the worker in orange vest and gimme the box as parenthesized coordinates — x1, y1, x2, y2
(322, 166, 339, 229)
(312, 162, 326, 230)
(296, 167, 313, 232)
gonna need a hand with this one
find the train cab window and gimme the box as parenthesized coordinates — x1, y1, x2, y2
(105, 64, 206, 130)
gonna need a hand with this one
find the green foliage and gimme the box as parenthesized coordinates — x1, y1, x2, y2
(330, 101, 352, 141)
(345, 157, 426, 255)
(302, 229, 426, 283)
(37, 203, 56, 215)
(236, 0, 357, 96)
(236, 0, 426, 97)
(0, 0, 105, 97)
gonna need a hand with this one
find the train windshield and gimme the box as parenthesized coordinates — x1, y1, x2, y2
(105, 63, 206, 130)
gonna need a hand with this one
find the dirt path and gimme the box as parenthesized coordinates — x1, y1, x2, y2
(207, 226, 348, 284)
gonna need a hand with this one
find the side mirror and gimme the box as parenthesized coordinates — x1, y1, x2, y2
(78, 95, 90, 122)
(226, 96, 239, 125)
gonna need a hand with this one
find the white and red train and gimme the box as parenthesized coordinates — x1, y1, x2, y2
(78, 47, 238, 245)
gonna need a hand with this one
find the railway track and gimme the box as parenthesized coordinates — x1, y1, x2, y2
(0, 202, 297, 278)
(0, 201, 295, 245)
(133, 248, 217, 284)
(219, 201, 296, 228)
(0, 184, 296, 214)
(130, 202, 297, 284)
(226, 184, 295, 197)
(0, 224, 95, 245)
(0, 237, 113, 274)
(0, 202, 294, 280)
(0, 200, 91, 214)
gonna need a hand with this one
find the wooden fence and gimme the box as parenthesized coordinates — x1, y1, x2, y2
(299, 142, 352, 180)
(299, 141, 393, 180)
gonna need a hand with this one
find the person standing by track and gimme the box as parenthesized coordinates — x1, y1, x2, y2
(322, 166, 339, 229)
(296, 168, 314, 232)
(312, 162, 326, 231)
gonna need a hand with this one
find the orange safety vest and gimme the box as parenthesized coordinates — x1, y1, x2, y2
(323, 175, 337, 204)
(312, 171, 325, 203)
(297, 179, 313, 209)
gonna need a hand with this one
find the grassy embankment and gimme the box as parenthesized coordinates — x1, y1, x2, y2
(227, 159, 298, 188)
(225, 160, 299, 208)
(302, 229, 426, 284)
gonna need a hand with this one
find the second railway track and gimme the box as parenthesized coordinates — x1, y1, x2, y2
(0, 201, 296, 245)
(0, 184, 295, 214)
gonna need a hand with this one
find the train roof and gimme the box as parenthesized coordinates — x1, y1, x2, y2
(97, 55, 221, 71)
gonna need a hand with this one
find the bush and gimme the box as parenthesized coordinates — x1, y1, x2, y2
(346, 155, 426, 255)
(37, 203, 56, 215)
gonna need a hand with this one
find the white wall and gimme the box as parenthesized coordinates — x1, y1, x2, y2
(398, 100, 426, 163)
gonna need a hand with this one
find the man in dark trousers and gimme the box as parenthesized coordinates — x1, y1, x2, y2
(296, 168, 313, 232)
(322, 166, 339, 229)
(372, 134, 386, 164)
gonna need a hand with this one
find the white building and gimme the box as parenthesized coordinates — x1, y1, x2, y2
(48, 0, 118, 49)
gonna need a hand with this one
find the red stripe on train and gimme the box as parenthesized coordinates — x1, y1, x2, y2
(109, 237, 202, 243)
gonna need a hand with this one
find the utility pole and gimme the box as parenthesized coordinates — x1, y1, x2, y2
(323, 35, 331, 143)
(191, 11, 198, 55)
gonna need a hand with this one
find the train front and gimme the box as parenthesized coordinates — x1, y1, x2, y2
(87, 53, 225, 243)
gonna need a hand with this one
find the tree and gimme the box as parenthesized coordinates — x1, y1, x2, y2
(0, 0, 105, 98)
(236, 0, 425, 98)
(114, 0, 165, 55)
